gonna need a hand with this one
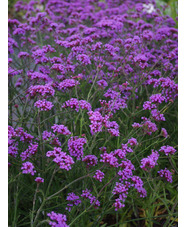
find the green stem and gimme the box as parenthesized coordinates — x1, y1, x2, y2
(12, 184, 19, 227)
(31, 184, 39, 227)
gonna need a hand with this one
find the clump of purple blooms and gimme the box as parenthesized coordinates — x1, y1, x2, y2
(47, 212, 69, 227)
(21, 162, 36, 176)
(8, 0, 178, 225)
(68, 136, 87, 160)
(34, 99, 54, 111)
(46, 147, 74, 171)
(66, 193, 82, 212)
(35, 177, 44, 183)
(140, 150, 159, 171)
(159, 145, 176, 156)
(158, 168, 173, 183)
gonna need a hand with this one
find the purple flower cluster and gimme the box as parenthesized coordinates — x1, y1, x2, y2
(46, 147, 74, 171)
(140, 150, 159, 171)
(161, 128, 168, 138)
(68, 136, 87, 160)
(81, 189, 100, 208)
(93, 170, 105, 182)
(27, 84, 55, 98)
(131, 176, 147, 198)
(150, 94, 165, 104)
(151, 109, 165, 121)
(158, 168, 173, 183)
(66, 192, 81, 212)
(97, 79, 108, 89)
(76, 54, 91, 65)
(62, 98, 91, 112)
(82, 155, 98, 167)
(34, 99, 54, 111)
(42, 130, 61, 147)
(133, 117, 158, 135)
(59, 79, 80, 91)
(112, 182, 130, 211)
(51, 124, 71, 135)
(35, 177, 44, 183)
(47, 211, 69, 227)
(27, 71, 50, 82)
(100, 151, 119, 168)
(88, 111, 120, 136)
(20, 143, 38, 161)
(118, 159, 135, 181)
(15, 127, 34, 142)
(159, 145, 176, 156)
(88, 111, 104, 134)
(21, 162, 36, 176)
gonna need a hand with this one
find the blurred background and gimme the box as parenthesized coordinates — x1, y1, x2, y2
(8, 0, 178, 24)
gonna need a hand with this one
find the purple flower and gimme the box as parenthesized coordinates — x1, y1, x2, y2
(132, 122, 142, 128)
(143, 120, 158, 135)
(82, 155, 98, 167)
(150, 94, 165, 104)
(79, 100, 92, 111)
(158, 168, 173, 183)
(27, 71, 50, 82)
(88, 111, 104, 134)
(134, 54, 148, 68)
(127, 138, 138, 146)
(47, 211, 69, 227)
(51, 124, 71, 135)
(15, 78, 23, 87)
(8, 144, 18, 157)
(18, 51, 29, 58)
(131, 176, 147, 198)
(81, 189, 100, 208)
(8, 126, 16, 139)
(35, 177, 44, 183)
(59, 79, 80, 91)
(118, 159, 135, 181)
(105, 120, 120, 137)
(76, 54, 91, 65)
(159, 145, 176, 156)
(62, 98, 91, 112)
(27, 84, 55, 98)
(113, 198, 125, 211)
(113, 149, 126, 159)
(113, 182, 129, 196)
(100, 152, 118, 167)
(20, 143, 38, 161)
(42, 131, 55, 141)
(140, 150, 159, 171)
(46, 147, 74, 171)
(66, 192, 81, 212)
(15, 127, 34, 142)
(21, 162, 36, 175)
(161, 128, 168, 138)
(121, 144, 133, 153)
(34, 99, 54, 111)
(151, 109, 165, 121)
(142, 30, 154, 41)
(143, 101, 157, 110)
(93, 170, 104, 182)
(68, 137, 87, 160)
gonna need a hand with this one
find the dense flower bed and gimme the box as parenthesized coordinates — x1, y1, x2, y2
(8, 0, 178, 226)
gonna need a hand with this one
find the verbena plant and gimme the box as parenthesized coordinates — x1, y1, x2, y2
(8, 0, 178, 226)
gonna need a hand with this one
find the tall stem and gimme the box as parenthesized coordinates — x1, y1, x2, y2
(31, 184, 39, 227)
